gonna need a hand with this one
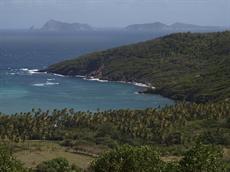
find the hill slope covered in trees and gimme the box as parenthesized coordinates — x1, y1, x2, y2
(45, 31, 230, 103)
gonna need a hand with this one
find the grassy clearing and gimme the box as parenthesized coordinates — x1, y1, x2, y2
(12, 140, 94, 169)
(4, 140, 230, 170)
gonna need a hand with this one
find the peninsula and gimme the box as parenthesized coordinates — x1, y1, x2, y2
(44, 31, 230, 103)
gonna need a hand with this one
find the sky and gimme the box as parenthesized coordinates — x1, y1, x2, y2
(0, 0, 229, 29)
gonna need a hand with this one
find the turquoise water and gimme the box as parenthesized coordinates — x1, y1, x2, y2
(0, 31, 173, 114)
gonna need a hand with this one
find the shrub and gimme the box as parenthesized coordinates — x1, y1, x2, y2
(0, 144, 27, 172)
(180, 143, 226, 172)
(90, 145, 166, 172)
(35, 157, 82, 172)
(91, 144, 228, 172)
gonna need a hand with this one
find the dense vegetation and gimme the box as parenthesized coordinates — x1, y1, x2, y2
(0, 101, 229, 171)
(45, 31, 230, 103)
(0, 102, 229, 151)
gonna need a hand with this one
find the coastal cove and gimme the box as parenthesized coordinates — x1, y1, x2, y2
(0, 68, 174, 114)
(0, 31, 176, 114)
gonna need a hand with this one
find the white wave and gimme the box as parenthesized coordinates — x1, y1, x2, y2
(84, 77, 108, 83)
(29, 69, 39, 74)
(133, 82, 156, 89)
(96, 79, 109, 83)
(20, 68, 29, 71)
(47, 78, 55, 81)
(33, 81, 59, 87)
(46, 81, 59, 85)
(116, 81, 156, 89)
(20, 68, 39, 74)
(53, 73, 65, 77)
(82, 77, 155, 88)
(132, 82, 149, 88)
(33, 83, 46, 87)
(6, 72, 16, 75)
(28, 69, 39, 74)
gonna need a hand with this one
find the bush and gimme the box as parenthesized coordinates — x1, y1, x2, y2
(35, 157, 82, 172)
(90, 145, 166, 172)
(180, 143, 227, 172)
(91, 144, 228, 172)
(0, 144, 27, 172)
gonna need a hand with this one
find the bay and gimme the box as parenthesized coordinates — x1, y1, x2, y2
(0, 31, 173, 114)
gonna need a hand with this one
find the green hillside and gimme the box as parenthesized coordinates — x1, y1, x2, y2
(45, 31, 230, 103)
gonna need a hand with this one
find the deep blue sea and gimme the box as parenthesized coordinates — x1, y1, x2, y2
(0, 31, 174, 114)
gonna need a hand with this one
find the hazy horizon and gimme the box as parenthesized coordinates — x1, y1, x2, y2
(0, 0, 229, 29)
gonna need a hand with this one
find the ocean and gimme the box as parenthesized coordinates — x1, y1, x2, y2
(0, 31, 174, 114)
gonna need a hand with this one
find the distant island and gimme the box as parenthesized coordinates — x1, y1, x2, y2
(29, 19, 228, 33)
(125, 22, 226, 32)
(39, 19, 93, 32)
(43, 31, 230, 103)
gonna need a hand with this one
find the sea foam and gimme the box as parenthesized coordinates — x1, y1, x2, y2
(53, 73, 65, 77)
(83, 77, 109, 83)
(20, 68, 39, 74)
(33, 81, 59, 87)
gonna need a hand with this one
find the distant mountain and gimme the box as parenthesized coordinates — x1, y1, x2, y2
(125, 22, 169, 32)
(40, 20, 93, 32)
(125, 22, 226, 33)
(170, 22, 223, 31)
(38, 20, 227, 33)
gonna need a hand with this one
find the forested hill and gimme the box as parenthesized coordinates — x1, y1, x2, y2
(45, 31, 230, 103)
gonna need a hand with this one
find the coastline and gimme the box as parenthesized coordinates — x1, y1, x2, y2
(39, 69, 183, 101)
(27, 68, 156, 91)
(45, 72, 185, 102)
(76, 75, 156, 90)
(23, 69, 207, 103)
